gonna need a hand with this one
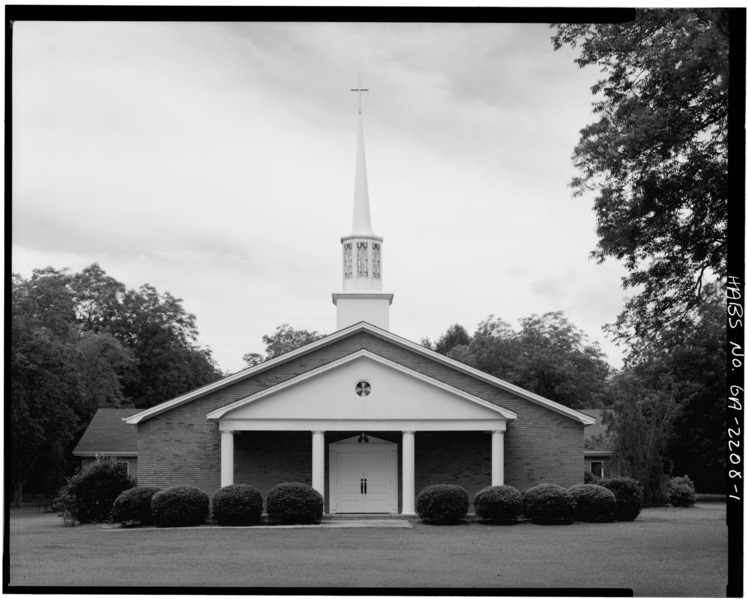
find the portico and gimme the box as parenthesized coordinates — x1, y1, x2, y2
(207, 350, 516, 514)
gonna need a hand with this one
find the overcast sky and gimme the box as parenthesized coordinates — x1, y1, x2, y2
(12, 17, 632, 374)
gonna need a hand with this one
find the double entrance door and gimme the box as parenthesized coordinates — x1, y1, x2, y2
(329, 437, 398, 514)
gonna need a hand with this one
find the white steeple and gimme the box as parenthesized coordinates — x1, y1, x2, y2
(351, 114, 374, 236)
(332, 77, 393, 330)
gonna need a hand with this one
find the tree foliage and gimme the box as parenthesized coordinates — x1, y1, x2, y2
(603, 370, 678, 504)
(605, 284, 727, 496)
(435, 312, 611, 409)
(422, 323, 472, 356)
(10, 326, 81, 506)
(551, 9, 729, 345)
(10, 264, 221, 502)
(243, 324, 324, 366)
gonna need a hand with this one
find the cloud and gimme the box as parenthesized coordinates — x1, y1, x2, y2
(12, 20, 628, 374)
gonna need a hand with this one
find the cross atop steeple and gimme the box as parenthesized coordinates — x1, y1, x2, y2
(350, 74, 369, 115)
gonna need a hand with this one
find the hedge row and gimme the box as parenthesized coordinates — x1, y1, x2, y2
(110, 482, 325, 527)
(58, 458, 688, 528)
(416, 478, 644, 525)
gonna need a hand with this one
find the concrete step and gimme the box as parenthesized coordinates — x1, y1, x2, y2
(323, 513, 481, 522)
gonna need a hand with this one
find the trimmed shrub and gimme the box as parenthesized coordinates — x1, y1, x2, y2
(474, 485, 522, 523)
(266, 482, 323, 525)
(598, 477, 643, 521)
(522, 484, 575, 525)
(53, 458, 135, 525)
(51, 486, 79, 527)
(112, 487, 161, 526)
(415, 484, 469, 525)
(212, 484, 264, 526)
(151, 486, 210, 528)
(667, 475, 696, 507)
(584, 471, 600, 484)
(569, 484, 616, 522)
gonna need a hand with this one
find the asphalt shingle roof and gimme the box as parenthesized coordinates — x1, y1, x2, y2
(73, 408, 140, 455)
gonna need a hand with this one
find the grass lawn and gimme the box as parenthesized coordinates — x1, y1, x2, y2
(7, 504, 729, 595)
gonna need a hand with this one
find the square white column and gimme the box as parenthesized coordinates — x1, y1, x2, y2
(491, 430, 504, 486)
(402, 431, 415, 515)
(220, 430, 234, 488)
(312, 431, 325, 498)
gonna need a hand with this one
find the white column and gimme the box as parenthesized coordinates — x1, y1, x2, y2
(491, 430, 505, 486)
(402, 431, 416, 515)
(220, 430, 234, 488)
(312, 431, 325, 498)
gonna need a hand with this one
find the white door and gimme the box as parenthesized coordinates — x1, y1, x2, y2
(330, 436, 398, 514)
(336, 452, 365, 513)
(363, 452, 394, 513)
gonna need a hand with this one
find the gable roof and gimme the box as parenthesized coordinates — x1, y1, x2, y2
(124, 322, 595, 426)
(73, 408, 140, 457)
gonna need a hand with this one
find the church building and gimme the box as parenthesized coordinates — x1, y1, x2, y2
(124, 88, 594, 515)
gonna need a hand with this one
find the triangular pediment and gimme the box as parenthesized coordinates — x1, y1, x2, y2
(207, 350, 516, 424)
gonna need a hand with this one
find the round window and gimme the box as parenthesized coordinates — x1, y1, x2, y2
(355, 380, 372, 397)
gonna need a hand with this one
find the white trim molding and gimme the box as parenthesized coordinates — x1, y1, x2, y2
(217, 419, 507, 432)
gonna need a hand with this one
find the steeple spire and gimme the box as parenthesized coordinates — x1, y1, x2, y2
(333, 77, 394, 330)
(350, 76, 373, 236)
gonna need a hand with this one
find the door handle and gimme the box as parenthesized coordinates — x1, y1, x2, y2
(364, 478, 367, 494)
(361, 478, 364, 494)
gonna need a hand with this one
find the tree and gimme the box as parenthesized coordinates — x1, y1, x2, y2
(243, 324, 325, 366)
(114, 284, 221, 408)
(443, 316, 518, 379)
(634, 284, 726, 492)
(604, 370, 679, 505)
(551, 9, 729, 345)
(431, 324, 472, 356)
(10, 265, 222, 500)
(10, 270, 83, 505)
(438, 312, 611, 409)
(75, 331, 135, 420)
(511, 313, 611, 408)
(604, 283, 727, 496)
(10, 328, 81, 506)
(242, 353, 265, 368)
(70, 263, 126, 333)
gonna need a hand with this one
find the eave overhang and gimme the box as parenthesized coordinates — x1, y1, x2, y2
(73, 451, 138, 458)
(584, 450, 613, 457)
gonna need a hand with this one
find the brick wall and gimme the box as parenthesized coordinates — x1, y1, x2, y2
(234, 431, 312, 493)
(136, 330, 585, 498)
(416, 431, 491, 503)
